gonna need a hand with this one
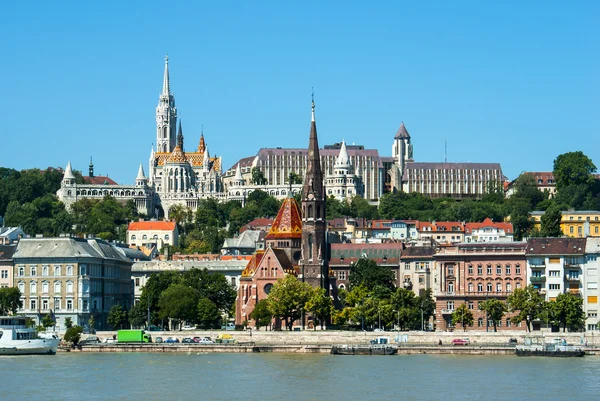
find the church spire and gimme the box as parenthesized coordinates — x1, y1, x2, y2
(303, 93, 324, 201)
(177, 120, 184, 150)
(162, 55, 170, 96)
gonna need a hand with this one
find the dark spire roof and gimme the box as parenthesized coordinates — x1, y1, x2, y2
(302, 97, 324, 200)
(394, 122, 410, 139)
(177, 120, 184, 149)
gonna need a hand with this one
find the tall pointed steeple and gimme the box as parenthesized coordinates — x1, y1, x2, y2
(335, 140, 350, 167)
(300, 94, 328, 292)
(203, 145, 210, 172)
(162, 55, 171, 96)
(156, 55, 177, 153)
(177, 120, 184, 150)
(64, 161, 75, 180)
(88, 157, 94, 178)
(234, 162, 243, 180)
(136, 163, 146, 180)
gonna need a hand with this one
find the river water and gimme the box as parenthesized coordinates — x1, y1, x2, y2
(0, 353, 598, 401)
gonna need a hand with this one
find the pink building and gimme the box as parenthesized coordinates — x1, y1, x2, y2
(434, 242, 527, 331)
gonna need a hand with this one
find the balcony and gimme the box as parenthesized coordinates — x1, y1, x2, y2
(529, 263, 546, 269)
(530, 276, 546, 283)
(440, 309, 454, 315)
(564, 275, 581, 282)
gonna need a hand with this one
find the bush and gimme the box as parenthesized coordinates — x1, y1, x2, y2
(64, 326, 84, 346)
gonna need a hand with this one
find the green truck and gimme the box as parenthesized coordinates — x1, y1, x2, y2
(117, 330, 152, 343)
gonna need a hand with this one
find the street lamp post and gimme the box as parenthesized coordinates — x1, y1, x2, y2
(378, 307, 381, 331)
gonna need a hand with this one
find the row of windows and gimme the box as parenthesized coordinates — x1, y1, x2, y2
(17, 265, 76, 277)
(447, 281, 521, 293)
(18, 281, 73, 294)
(26, 298, 74, 311)
(466, 264, 522, 276)
(131, 234, 170, 241)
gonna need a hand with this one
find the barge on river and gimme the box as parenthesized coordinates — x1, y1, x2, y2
(515, 337, 585, 357)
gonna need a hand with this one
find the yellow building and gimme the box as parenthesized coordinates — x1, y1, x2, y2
(530, 210, 600, 238)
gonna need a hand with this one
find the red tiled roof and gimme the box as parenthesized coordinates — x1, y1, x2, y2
(84, 176, 118, 185)
(240, 218, 273, 233)
(465, 218, 513, 234)
(128, 221, 177, 231)
(417, 221, 464, 232)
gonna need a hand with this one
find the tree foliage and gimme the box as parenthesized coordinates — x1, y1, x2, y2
(349, 258, 395, 291)
(251, 168, 268, 185)
(478, 298, 507, 332)
(451, 303, 474, 331)
(197, 297, 222, 329)
(107, 305, 127, 330)
(552, 292, 585, 332)
(506, 285, 545, 332)
(305, 287, 333, 330)
(267, 275, 313, 330)
(41, 314, 55, 330)
(0, 287, 22, 315)
(249, 299, 272, 330)
(158, 284, 200, 327)
(64, 326, 84, 346)
(540, 203, 563, 237)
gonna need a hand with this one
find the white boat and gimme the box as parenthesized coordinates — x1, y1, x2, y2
(0, 316, 60, 355)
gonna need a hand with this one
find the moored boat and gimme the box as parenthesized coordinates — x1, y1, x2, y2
(0, 316, 59, 355)
(515, 337, 585, 357)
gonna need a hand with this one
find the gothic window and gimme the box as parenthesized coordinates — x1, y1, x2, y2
(308, 234, 313, 260)
(163, 126, 167, 138)
(308, 205, 313, 218)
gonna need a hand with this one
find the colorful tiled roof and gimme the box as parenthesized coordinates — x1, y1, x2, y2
(241, 250, 265, 277)
(128, 221, 177, 231)
(265, 197, 302, 239)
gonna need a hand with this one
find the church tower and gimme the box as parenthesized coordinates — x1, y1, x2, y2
(156, 55, 178, 154)
(299, 97, 328, 291)
(390, 122, 413, 192)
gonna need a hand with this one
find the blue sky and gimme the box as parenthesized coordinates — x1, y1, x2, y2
(1, 1, 598, 183)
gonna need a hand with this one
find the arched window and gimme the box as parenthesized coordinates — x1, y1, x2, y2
(67, 266, 73, 276)
(487, 283, 493, 292)
(131, 235, 137, 241)
(506, 283, 512, 292)
(308, 234, 313, 259)
(478, 318, 483, 327)
(164, 235, 170, 240)
(308, 205, 313, 218)
(54, 266, 60, 276)
(468, 283, 474, 292)
(496, 283, 502, 292)
(477, 283, 483, 292)
(142, 235, 148, 240)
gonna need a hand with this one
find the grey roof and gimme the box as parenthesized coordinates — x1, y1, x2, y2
(223, 230, 264, 249)
(0, 245, 16, 260)
(585, 238, 600, 254)
(131, 259, 248, 273)
(394, 122, 410, 139)
(13, 237, 133, 263)
(118, 246, 152, 261)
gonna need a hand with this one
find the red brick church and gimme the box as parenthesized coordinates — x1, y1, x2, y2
(235, 99, 332, 327)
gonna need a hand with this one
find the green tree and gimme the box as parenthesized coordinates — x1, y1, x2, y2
(506, 285, 545, 332)
(414, 289, 436, 330)
(107, 305, 127, 330)
(348, 258, 395, 291)
(553, 151, 597, 190)
(540, 203, 563, 237)
(41, 314, 55, 331)
(158, 284, 200, 328)
(552, 292, 585, 332)
(88, 315, 96, 334)
(251, 168, 268, 185)
(249, 299, 272, 330)
(451, 303, 474, 331)
(0, 287, 23, 315)
(267, 275, 313, 330)
(389, 287, 417, 330)
(64, 317, 73, 329)
(478, 298, 507, 332)
(305, 287, 333, 330)
(287, 172, 303, 185)
(128, 302, 147, 329)
(182, 268, 236, 312)
(508, 198, 535, 240)
(64, 326, 84, 346)
(197, 297, 221, 329)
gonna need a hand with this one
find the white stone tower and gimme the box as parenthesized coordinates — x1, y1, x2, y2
(156, 55, 178, 154)
(390, 122, 413, 191)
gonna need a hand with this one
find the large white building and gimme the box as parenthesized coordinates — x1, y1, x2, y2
(57, 56, 225, 218)
(584, 238, 600, 331)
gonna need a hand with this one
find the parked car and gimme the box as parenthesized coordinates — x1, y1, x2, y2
(79, 336, 101, 346)
(103, 338, 116, 344)
(182, 325, 195, 331)
(451, 338, 470, 346)
(508, 338, 518, 345)
(221, 322, 235, 331)
(182, 337, 194, 343)
(197, 338, 214, 345)
(155, 337, 163, 343)
(164, 337, 179, 343)
(374, 328, 385, 332)
(148, 325, 163, 332)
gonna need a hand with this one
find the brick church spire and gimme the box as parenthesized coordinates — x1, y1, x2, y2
(300, 93, 328, 291)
